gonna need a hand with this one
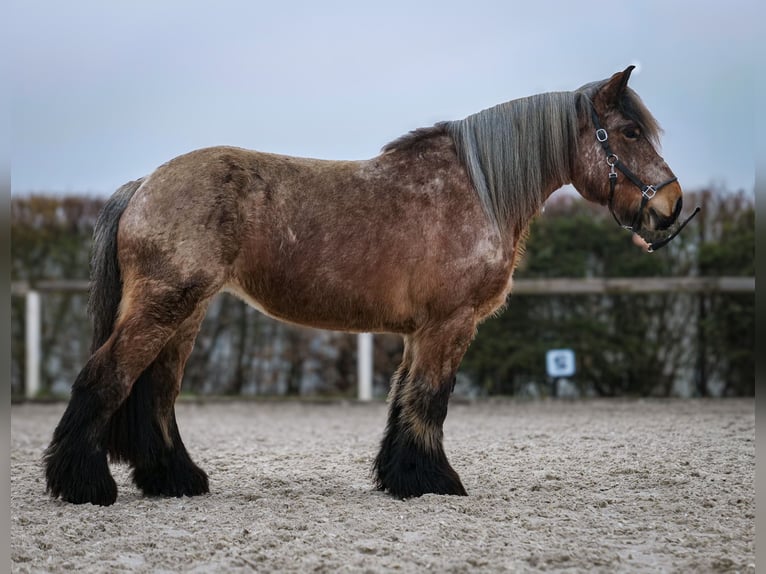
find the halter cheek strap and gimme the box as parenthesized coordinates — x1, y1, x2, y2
(590, 107, 699, 252)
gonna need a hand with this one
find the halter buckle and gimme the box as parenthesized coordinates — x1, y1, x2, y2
(642, 185, 657, 199)
(596, 128, 608, 143)
(606, 154, 618, 178)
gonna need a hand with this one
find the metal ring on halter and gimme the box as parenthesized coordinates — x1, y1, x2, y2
(606, 153, 618, 167)
(596, 128, 608, 143)
(642, 185, 657, 199)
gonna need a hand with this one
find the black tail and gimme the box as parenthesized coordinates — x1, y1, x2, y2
(88, 178, 144, 352)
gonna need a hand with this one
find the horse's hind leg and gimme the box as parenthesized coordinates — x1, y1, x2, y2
(108, 304, 210, 497)
(44, 280, 212, 505)
(373, 312, 475, 498)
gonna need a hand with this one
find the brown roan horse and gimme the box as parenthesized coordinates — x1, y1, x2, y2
(45, 66, 691, 505)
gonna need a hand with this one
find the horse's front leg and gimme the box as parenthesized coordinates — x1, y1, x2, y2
(373, 312, 475, 498)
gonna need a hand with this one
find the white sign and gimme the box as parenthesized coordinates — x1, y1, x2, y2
(546, 349, 576, 378)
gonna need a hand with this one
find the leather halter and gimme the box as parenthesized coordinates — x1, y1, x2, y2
(590, 106, 700, 253)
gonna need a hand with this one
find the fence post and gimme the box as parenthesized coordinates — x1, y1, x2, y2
(25, 290, 41, 400)
(357, 332, 373, 401)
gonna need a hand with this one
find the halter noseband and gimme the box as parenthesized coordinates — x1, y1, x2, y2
(590, 106, 700, 253)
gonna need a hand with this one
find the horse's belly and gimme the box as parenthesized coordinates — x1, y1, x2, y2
(224, 273, 416, 334)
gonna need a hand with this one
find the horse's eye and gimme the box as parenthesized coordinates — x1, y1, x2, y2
(623, 126, 641, 140)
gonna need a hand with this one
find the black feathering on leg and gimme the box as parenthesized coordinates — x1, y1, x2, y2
(132, 410, 209, 497)
(373, 376, 466, 498)
(44, 382, 118, 506)
(107, 368, 161, 465)
(107, 366, 208, 498)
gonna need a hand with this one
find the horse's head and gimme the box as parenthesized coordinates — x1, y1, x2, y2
(572, 66, 697, 251)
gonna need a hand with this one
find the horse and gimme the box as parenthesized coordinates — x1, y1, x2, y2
(44, 66, 691, 505)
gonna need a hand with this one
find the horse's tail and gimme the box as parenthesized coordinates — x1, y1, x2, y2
(88, 178, 144, 353)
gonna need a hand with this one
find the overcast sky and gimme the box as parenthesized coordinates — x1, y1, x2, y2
(10, 0, 761, 197)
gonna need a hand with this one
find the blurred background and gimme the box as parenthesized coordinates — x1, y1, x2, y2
(9, 1, 757, 400)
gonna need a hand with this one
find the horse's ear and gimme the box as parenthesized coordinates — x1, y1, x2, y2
(595, 65, 635, 108)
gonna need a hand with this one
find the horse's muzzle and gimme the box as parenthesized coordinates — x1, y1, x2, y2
(649, 196, 683, 231)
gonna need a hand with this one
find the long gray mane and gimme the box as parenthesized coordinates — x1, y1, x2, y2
(443, 91, 579, 232)
(384, 80, 661, 234)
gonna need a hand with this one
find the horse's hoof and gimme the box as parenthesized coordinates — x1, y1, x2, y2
(379, 468, 468, 499)
(60, 477, 118, 506)
(45, 448, 118, 506)
(374, 447, 468, 498)
(133, 453, 209, 498)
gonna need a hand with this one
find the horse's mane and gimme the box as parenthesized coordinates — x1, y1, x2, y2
(381, 126, 449, 153)
(382, 79, 661, 233)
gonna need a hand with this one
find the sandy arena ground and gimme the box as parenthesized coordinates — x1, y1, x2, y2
(11, 399, 754, 573)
